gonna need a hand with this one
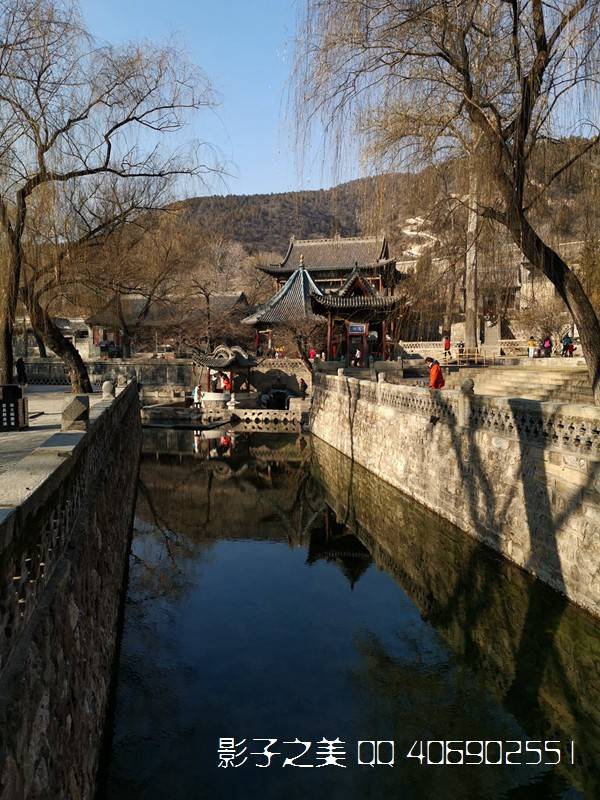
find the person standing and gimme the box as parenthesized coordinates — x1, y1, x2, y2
(443, 334, 452, 361)
(561, 333, 573, 357)
(193, 381, 202, 406)
(527, 335, 537, 358)
(425, 357, 445, 389)
(221, 373, 233, 393)
(542, 335, 553, 358)
(15, 357, 27, 387)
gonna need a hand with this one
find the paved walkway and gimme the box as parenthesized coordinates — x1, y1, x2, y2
(0, 386, 103, 475)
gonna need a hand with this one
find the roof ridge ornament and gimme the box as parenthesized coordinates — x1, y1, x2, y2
(299, 253, 304, 266)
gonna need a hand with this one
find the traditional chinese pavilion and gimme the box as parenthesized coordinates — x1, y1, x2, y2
(310, 267, 405, 364)
(259, 234, 397, 294)
(241, 267, 325, 352)
(249, 234, 403, 362)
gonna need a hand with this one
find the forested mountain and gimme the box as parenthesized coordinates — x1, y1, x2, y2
(177, 141, 598, 260)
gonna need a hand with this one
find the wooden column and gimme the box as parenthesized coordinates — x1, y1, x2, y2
(326, 313, 333, 360)
(382, 321, 387, 360)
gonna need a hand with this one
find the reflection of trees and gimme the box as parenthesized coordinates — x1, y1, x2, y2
(312, 436, 600, 797)
(350, 631, 566, 800)
(131, 478, 204, 604)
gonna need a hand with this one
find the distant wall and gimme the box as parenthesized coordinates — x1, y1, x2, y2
(249, 358, 312, 395)
(24, 358, 201, 402)
(23, 357, 312, 400)
(310, 372, 600, 616)
(0, 381, 141, 799)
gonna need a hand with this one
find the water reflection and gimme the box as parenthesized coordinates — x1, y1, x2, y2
(102, 427, 600, 799)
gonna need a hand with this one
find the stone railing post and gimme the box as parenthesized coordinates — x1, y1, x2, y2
(102, 381, 116, 400)
(61, 395, 90, 431)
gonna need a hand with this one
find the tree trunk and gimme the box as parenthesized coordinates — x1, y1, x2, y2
(29, 299, 93, 393)
(121, 332, 132, 358)
(443, 268, 456, 334)
(0, 315, 13, 384)
(205, 295, 212, 351)
(512, 216, 600, 404)
(293, 332, 313, 371)
(465, 168, 479, 351)
(34, 332, 47, 358)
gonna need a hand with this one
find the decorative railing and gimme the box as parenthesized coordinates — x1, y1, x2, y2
(254, 357, 310, 372)
(313, 372, 459, 423)
(0, 381, 139, 676)
(312, 372, 600, 456)
(468, 396, 600, 455)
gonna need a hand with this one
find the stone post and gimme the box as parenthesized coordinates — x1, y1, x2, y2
(102, 381, 116, 400)
(61, 395, 90, 431)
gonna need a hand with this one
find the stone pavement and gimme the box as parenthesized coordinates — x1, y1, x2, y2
(0, 386, 104, 475)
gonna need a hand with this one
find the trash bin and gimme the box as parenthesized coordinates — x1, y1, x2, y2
(0, 385, 28, 430)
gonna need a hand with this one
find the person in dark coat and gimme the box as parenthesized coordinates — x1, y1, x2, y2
(15, 357, 27, 386)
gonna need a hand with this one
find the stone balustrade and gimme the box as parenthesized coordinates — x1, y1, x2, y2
(0, 380, 141, 798)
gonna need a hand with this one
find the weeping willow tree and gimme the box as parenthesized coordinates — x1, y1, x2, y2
(295, 0, 600, 402)
(0, 0, 217, 387)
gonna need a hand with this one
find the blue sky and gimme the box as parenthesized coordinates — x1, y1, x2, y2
(80, 0, 353, 197)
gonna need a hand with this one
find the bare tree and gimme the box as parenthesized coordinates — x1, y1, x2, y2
(297, 0, 600, 402)
(0, 0, 216, 385)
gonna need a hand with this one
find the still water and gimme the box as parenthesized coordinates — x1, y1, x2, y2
(102, 427, 600, 800)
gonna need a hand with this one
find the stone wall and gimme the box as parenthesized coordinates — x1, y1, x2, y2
(0, 381, 141, 799)
(310, 372, 600, 616)
(310, 437, 600, 797)
(24, 357, 200, 397)
(23, 357, 311, 401)
(249, 358, 311, 395)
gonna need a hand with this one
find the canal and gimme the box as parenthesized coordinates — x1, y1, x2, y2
(102, 427, 600, 799)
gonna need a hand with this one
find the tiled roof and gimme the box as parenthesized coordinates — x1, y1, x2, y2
(191, 345, 257, 370)
(86, 292, 247, 328)
(310, 293, 404, 311)
(280, 235, 389, 269)
(258, 262, 386, 276)
(337, 267, 377, 297)
(242, 268, 325, 326)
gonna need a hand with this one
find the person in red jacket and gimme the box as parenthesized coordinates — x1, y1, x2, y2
(425, 357, 445, 389)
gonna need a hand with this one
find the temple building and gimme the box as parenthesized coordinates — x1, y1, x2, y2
(247, 234, 404, 363)
(310, 267, 405, 364)
(241, 267, 325, 353)
(259, 234, 398, 294)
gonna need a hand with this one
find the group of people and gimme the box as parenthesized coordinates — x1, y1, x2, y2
(193, 371, 233, 405)
(527, 334, 576, 358)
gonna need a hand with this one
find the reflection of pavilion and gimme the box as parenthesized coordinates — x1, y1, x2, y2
(306, 511, 372, 590)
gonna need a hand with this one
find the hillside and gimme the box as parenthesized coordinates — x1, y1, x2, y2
(177, 143, 596, 260)
(176, 172, 436, 256)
